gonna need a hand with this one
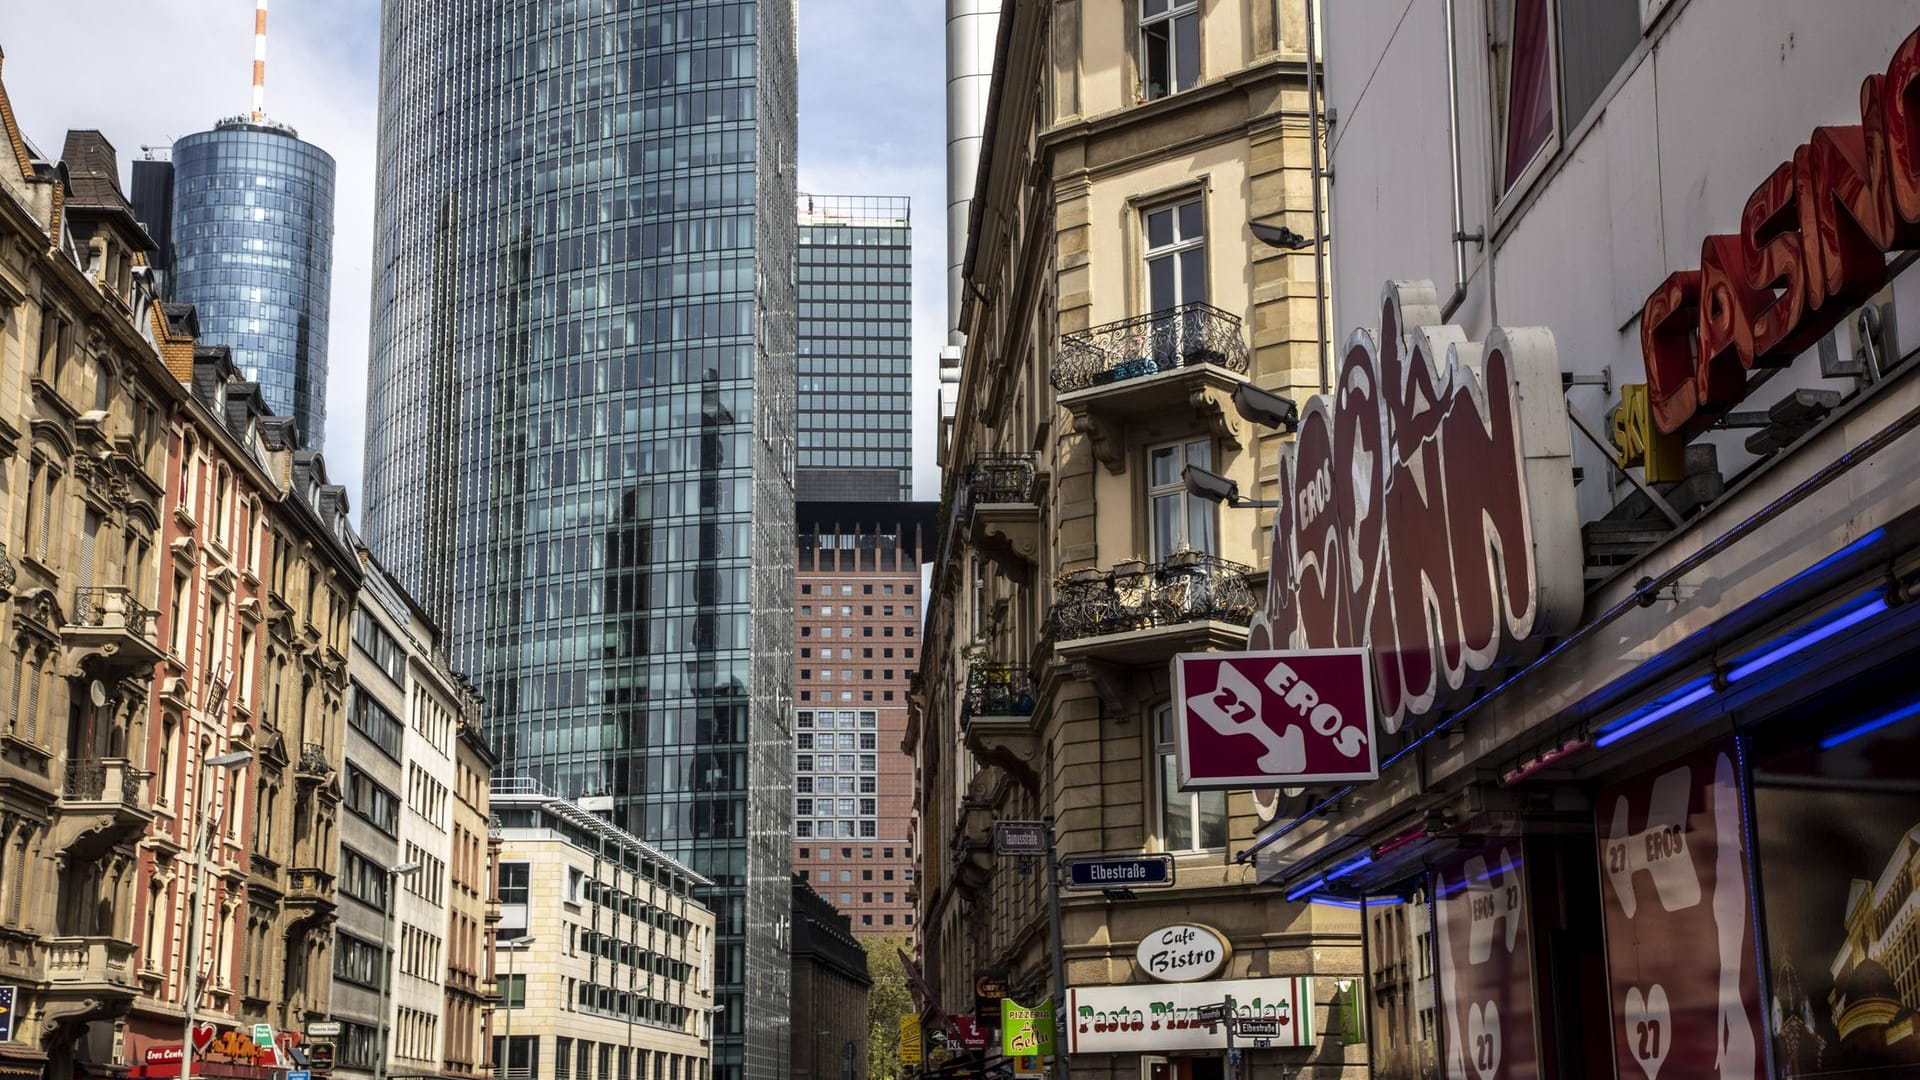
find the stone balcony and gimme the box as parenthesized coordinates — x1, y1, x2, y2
(1052, 303, 1252, 473)
(51, 758, 153, 858)
(43, 936, 139, 1000)
(961, 662, 1040, 789)
(62, 586, 163, 677)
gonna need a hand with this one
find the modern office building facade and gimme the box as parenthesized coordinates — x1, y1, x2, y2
(155, 118, 336, 450)
(489, 779, 718, 1080)
(792, 507, 935, 935)
(797, 196, 912, 503)
(360, 4, 799, 1078)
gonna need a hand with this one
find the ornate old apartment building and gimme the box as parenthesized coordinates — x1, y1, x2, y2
(911, 3, 1364, 1079)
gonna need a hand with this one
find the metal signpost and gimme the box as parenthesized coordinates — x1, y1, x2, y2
(992, 818, 1070, 1080)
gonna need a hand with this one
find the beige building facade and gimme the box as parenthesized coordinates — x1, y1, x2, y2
(912, 3, 1364, 1079)
(490, 779, 716, 1080)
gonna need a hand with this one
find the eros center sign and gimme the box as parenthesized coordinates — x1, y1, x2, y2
(1173, 648, 1377, 788)
(1137, 923, 1231, 983)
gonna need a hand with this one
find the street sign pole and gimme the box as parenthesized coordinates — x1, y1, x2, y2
(1043, 817, 1070, 1080)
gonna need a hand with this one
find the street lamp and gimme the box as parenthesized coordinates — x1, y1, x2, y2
(179, 749, 251, 1080)
(375, 861, 423, 1080)
(1183, 464, 1279, 510)
(499, 935, 535, 1080)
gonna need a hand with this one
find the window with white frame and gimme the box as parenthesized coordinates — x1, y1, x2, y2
(1148, 439, 1216, 558)
(1144, 198, 1206, 314)
(1489, 0, 1638, 197)
(1154, 703, 1226, 851)
(1140, 0, 1200, 101)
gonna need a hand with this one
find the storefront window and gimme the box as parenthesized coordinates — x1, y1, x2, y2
(1154, 704, 1225, 850)
(1751, 690, 1920, 1078)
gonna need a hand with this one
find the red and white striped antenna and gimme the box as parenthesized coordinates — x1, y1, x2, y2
(250, 0, 268, 122)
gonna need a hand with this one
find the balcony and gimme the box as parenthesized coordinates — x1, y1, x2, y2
(966, 454, 1043, 581)
(1053, 304, 1252, 473)
(1049, 552, 1256, 667)
(43, 936, 139, 1000)
(295, 741, 332, 782)
(287, 867, 336, 918)
(62, 586, 163, 676)
(961, 663, 1039, 789)
(51, 759, 154, 857)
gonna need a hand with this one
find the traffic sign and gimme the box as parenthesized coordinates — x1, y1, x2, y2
(993, 820, 1047, 856)
(1234, 1018, 1282, 1037)
(1195, 1003, 1228, 1022)
(307, 1020, 341, 1038)
(1063, 854, 1175, 891)
(288, 1071, 311, 1080)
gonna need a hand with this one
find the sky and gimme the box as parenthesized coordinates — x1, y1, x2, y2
(1, 0, 949, 511)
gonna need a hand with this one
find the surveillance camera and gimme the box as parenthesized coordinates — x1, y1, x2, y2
(1232, 382, 1300, 431)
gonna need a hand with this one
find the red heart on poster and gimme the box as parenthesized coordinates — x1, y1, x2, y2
(192, 1022, 216, 1052)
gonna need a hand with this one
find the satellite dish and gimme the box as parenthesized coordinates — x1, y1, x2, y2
(89, 680, 110, 708)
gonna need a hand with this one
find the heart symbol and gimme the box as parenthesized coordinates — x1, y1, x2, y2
(1624, 985, 1672, 1080)
(192, 1021, 216, 1052)
(1467, 1001, 1501, 1080)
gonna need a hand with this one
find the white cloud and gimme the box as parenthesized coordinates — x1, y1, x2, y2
(2, 0, 380, 513)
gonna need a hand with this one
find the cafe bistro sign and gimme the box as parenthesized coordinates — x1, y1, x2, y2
(1249, 280, 1584, 736)
(1640, 25, 1920, 439)
(1136, 923, 1231, 983)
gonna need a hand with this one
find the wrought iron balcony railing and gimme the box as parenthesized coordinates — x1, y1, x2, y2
(1052, 302, 1251, 393)
(962, 662, 1035, 729)
(967, 453, 1039, 506)
(70, 586, 157, 639)
(1047, 553, 1258, 642)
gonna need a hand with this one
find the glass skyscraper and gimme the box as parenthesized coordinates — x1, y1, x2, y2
(360, 4, 797, 1079)
(797, 195, 912, 502)
(166, 119, 335, 450)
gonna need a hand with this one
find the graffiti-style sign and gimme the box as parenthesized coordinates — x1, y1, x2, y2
(1639, 25, 1920, 437)
(1248, 280, 1583, 735)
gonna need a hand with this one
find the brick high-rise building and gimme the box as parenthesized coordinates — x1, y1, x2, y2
(792, 507, 934, 935)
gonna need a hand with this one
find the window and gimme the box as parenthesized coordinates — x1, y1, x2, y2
(498, 862, 530, 905)
(334, 932, 384, 987)
(1140, 0, 1200, 100)
(498, 973, 527, 1007)
(1491, 0, 1639, 198)
(343, 766, 400, 835)
(1144, 198, 1206, 314)
(1149, 439, 1217, 557)
(349, 686, 405, 759)
(1154, 704, 1226, 850)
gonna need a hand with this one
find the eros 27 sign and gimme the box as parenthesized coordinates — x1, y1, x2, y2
(1173, 649, 1377, 788)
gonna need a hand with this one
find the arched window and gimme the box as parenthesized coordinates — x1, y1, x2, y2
(214, 465, 233, 546)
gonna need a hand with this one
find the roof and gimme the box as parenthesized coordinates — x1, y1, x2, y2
(58, 129, 153, 247)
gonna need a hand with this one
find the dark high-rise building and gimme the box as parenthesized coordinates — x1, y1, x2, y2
(797, 195, 912, 502)
(360, 4, 799, 1079)
(150, 118, 336, 450)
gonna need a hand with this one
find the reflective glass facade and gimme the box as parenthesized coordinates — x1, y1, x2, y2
(169, 120, 335, 449)
(797, 196, 912, 502)
(361, 3, 797, 1079)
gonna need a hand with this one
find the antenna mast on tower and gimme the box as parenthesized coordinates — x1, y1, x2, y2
(250, 0, 268, 122)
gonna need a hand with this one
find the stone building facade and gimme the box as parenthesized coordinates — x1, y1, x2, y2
(789, 876, 870, 1080)
(445, 718, 497, 1077)
(0, 101, 177, 1079)
(910, 3, 1365, 1080)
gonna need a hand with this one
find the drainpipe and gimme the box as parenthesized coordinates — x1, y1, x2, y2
(1305, 0, 1331, 393)
(1441, 0, 1481, 322)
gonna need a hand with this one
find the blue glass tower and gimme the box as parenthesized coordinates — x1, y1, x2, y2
(360, 3, 798, 1078)
(168, 118, 335, 450)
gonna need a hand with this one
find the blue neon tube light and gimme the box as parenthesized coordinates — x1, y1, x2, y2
(1727, 594, 1889, 682)
(1595, 681, 1716, 749)
(1819, 699, 1920, 750)
(1285, 874, 1326, 902)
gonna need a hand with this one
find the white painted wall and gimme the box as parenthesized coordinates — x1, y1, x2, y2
(1323, 0, 1920, 524)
